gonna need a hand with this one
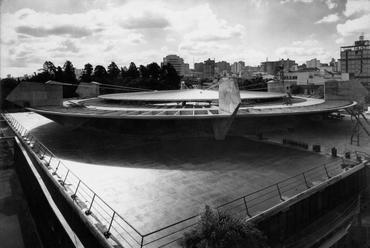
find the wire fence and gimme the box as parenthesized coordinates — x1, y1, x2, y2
(0, 112, 365, 248)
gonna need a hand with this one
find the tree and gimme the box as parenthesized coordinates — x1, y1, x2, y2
(81, 63, 93, 82)
(61, 60, 78, 98)
(42, 61, 56, 77)
(160, 63, 180, 90)
(126, 62, 139, 78)
(147, 62, 161, 80)
(28, 60, 56, 82)
(1, 77, 19, 110)
(93, 65, 107, 82)
(107, 61, 120, 80)
(55, 66, 64, 82)
(139, 65, 149, 78)
(62, 60, 77, 83)
(181, 206, 270, 248)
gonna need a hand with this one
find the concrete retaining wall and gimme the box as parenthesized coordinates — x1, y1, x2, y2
(13, 138, 78, 248)
(13, 137, 112, 248)
(6, 82, 63, 107)
(325, 79, 370, 106)
(255, 164, 368, 247)
(76, 82, 100, 98)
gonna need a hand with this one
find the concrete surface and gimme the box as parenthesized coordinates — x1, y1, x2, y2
(0, 138, 42, 248)
(6, 81, 63, 107)
(9, 111, 343, 234)
(99, 88, 285, 102)
(264, 114, 370, 155)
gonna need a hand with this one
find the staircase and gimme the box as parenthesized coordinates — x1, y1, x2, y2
(346, 107, 370, 146)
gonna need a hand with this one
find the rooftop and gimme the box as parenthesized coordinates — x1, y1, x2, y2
(98, 89, 285, 102)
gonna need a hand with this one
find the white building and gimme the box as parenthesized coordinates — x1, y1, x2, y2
(230, 61, 245, 76)
(163, 55, 185, 76)
(283, 68, 349, 86)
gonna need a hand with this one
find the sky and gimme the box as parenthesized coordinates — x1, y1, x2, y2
(1, 0, 370, 77)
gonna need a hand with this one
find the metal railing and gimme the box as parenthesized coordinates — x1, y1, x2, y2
(0, 112, 363, 248)
(215, 159, 357, 220)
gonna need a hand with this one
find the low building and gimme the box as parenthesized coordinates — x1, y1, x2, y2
(261, 59, 296, 76)
(277, 68, 350, 96)
(283, 68, 349, 86)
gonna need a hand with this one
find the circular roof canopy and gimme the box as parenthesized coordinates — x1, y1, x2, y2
(99, 89, 286, 102)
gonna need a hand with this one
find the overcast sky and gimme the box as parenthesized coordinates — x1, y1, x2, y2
(1, 0, 370, 77)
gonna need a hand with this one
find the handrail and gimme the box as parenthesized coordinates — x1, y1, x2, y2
(1, 112, 143, 247)
(0, 111, 364, 248)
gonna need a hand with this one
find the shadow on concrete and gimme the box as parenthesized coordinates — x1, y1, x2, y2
(29, 122, 338, 171)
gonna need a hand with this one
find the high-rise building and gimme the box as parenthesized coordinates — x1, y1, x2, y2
(203, 59, 215, 79)
(231, 62, 237, 74)
(306, 58, 321, 68)
(230, 61, 245, 74)
(215, 61, 231, 73)
(261, 59, 296, 76)
(237, 61, 245, 73)
(184, 63, 190, 76)
(194, 62, 204, 73)
(340, 35, 370, 78)
(163, 54, 185, 76)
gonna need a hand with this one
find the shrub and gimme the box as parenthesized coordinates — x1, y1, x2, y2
(180, 205, 270, 248)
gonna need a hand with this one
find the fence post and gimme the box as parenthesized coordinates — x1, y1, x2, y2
(39, 146, 45, 159)
(302, 172, 310, 188)
(85, 193, 96, 215)
(104, 211, 116, 238)
(276, 184, 284, 201)
(34, 141, 40, 152)
(29, 135, 34, 147)
(21, 127, 26, 137)
(243, 196, 252, 217)
(47, 155, 53, 167)
(53, 161, 61, 175)
(71, 180, 81, 200)
(62, 169, 70, 186)
(323, 164, 331, 179)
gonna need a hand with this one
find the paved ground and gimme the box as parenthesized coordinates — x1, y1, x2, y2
(9, 111, 344, 235)
(263, 114, 370, 156)
(0, 132, 42, 247)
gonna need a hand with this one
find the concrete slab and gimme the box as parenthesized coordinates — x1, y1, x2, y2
(10, 112, 343, 235)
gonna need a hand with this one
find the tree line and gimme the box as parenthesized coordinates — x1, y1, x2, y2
(0, 60, 181, 107)
(29, 60, 180, 94)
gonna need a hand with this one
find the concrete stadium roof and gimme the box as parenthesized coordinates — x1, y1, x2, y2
(98, 89, 286, 102)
